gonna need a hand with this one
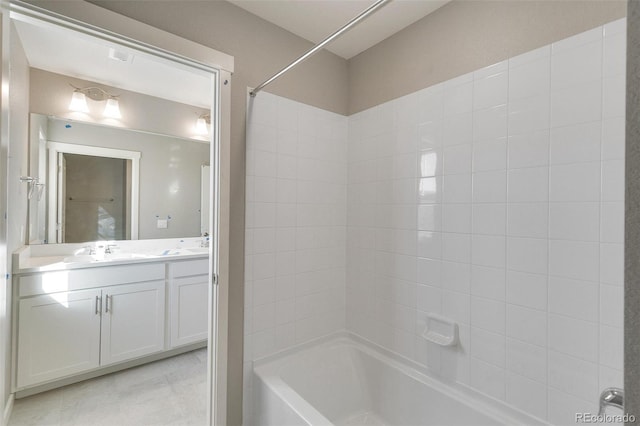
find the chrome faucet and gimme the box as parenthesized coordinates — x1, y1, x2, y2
(598, 387, 624, 415)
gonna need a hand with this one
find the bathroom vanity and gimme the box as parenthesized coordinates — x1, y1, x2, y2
(11, 238, 210, 395)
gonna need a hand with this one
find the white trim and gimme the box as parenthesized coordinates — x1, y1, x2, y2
(2, 394, 14, 426)
(46, 142, 140, 243)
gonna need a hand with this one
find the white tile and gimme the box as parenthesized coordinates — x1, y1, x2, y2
(443, 112, 473, 146)
(473, 105, 508, 143)
(549, 202, 599, 241)
(508, 94, 550, 136)
(509, 45, 550, 68)
(418, 176, 443, 204)
(552, 26, 602, 54)
(548, 276, 598, 322)
(442, 290, 470, 325)
(254, 177, 277, 203)
(442, 234, 471, 264)
(506, 338, 547, 383)
(549, 240, 599, 282)
(253, 253, 276, 280)
(550, 80, 602, 128)
(253, 227, 276, 254)
(507, 167, 549, 203)
(549, 121, 601, 165)
(444, 80, 473, 115)
(604, 18, 626, 37)
(469, 358, 505, 401)
(471, 235, 506, 269)
(506, 270, 547, 311)
(417, 257, 442, 286)
(599, 365, 623, 394)
(392, 153, 418, 179)
(417, 231, 442, 260)
(601, 202, 624, 243)
(418, 204, 441, 231)
(474, 71, 508, 111)
(603, 32, 626, 77)
(472, 170, 506, 203)
(418, 84, 444, 122)
(471, 327, 505, 367)
(509, 56, 550, 101)
(507, 203, 548, 239)
(602, 117, 625, 161)
(548, 350, 599, 402)
(253, 277, 276, 307)
(418, 121, 443, 150)
(506, 372, 548, 420)
(599, 324, 623, 370)
(549, 314, 598, 362)
(441, 261, 471, 294)
(506, 304, 546, 347)
(547, 388, 594, 426)
(471, 265, 505, 301)
(507, 131, 550, 169)
(601, 160, 625, 202)
(600, 243, 623, 286)
(472, 203, 506, 235)
(551, 39, 602, 91)
(506, 237, 548, 275)
(442, 204, 471, 233)
(417, 284, 442, 314)
(549, 162, 601, 202)
(474, 60, 508, 80)
(603, 75, 626, 119)
(471, 296, 505, 334)
(443, 144, 472, 175)
(600, 283, 624, 328)
(442, 174, 472, 203)
(418, 148, 443, 177)
(472, 139, 507, 172)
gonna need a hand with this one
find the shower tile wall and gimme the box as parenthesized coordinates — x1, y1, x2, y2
(346, 19, 625, 425)
(243, 92, 348, 420)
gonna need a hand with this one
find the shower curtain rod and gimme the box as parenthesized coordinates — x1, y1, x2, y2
(249, 0, 392, 97)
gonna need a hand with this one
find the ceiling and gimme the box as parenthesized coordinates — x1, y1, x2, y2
(228, 0, 450, 59)
(13, 18, 212, 109)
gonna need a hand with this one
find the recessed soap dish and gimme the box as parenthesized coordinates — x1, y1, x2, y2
(421, 313, 458, 347)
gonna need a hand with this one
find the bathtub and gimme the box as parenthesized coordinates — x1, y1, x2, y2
(252, 333, 544, 426)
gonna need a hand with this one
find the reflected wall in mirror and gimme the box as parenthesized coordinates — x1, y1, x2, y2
(30, 113, 209, 244)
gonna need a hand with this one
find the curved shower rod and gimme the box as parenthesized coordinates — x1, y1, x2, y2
(249, 0, 392, 97)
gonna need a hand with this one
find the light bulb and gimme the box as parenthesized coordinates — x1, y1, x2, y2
(195, 117, 208, 135)
(103, 97, 122, 119)
(69, 91, 89, 113)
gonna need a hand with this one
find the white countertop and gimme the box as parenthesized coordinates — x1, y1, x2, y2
(13, 238, 210, 274)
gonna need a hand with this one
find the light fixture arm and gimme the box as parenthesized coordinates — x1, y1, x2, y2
(70, 84, 119, 102)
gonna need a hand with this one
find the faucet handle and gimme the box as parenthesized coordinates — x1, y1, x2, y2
(598, 387, 624, 416)
(105, 244, 118, 254)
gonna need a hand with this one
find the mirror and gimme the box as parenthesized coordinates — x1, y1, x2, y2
(16, 16, 214, 244)
(30, 113, 209, 244)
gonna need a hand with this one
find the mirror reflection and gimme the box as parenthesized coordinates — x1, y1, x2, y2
(29, 114, 210, 244)
(16, 16, 214, 245)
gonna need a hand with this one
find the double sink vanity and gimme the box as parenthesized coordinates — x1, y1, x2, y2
(11, 237, 210, 396)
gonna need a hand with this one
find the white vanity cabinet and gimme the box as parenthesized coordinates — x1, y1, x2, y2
(169, 259, 209, 348)
(15, 263, 166, 388)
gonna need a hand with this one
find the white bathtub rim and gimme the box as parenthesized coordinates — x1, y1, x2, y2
(253, 331, 549, 426)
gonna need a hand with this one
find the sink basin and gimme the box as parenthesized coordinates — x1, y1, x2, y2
(105, 252, 152, 260)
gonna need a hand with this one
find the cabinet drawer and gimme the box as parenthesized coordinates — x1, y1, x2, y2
(18, 263, 165, 297)
(170, 259, 208, 278)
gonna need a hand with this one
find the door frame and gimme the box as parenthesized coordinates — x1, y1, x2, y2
(7, 1, 233, 424)
(46, 142, 141, 244)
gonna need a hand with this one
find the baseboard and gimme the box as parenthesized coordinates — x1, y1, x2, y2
(2, 394, 14, 426)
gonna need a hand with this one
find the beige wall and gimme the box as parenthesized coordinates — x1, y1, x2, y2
(85, 2, 349, 424)
(348, 0, 627, 114)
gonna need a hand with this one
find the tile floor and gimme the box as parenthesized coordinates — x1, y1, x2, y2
(8, 349, 208, 426)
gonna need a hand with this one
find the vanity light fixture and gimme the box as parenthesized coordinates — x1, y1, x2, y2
(68, 84, 122, 119)
(195, 112, 211, 136)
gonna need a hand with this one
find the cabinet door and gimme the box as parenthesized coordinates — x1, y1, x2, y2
(170, 275, 209, 348)
(17, 289, 101, 387)
(100, 281, 165, 366)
